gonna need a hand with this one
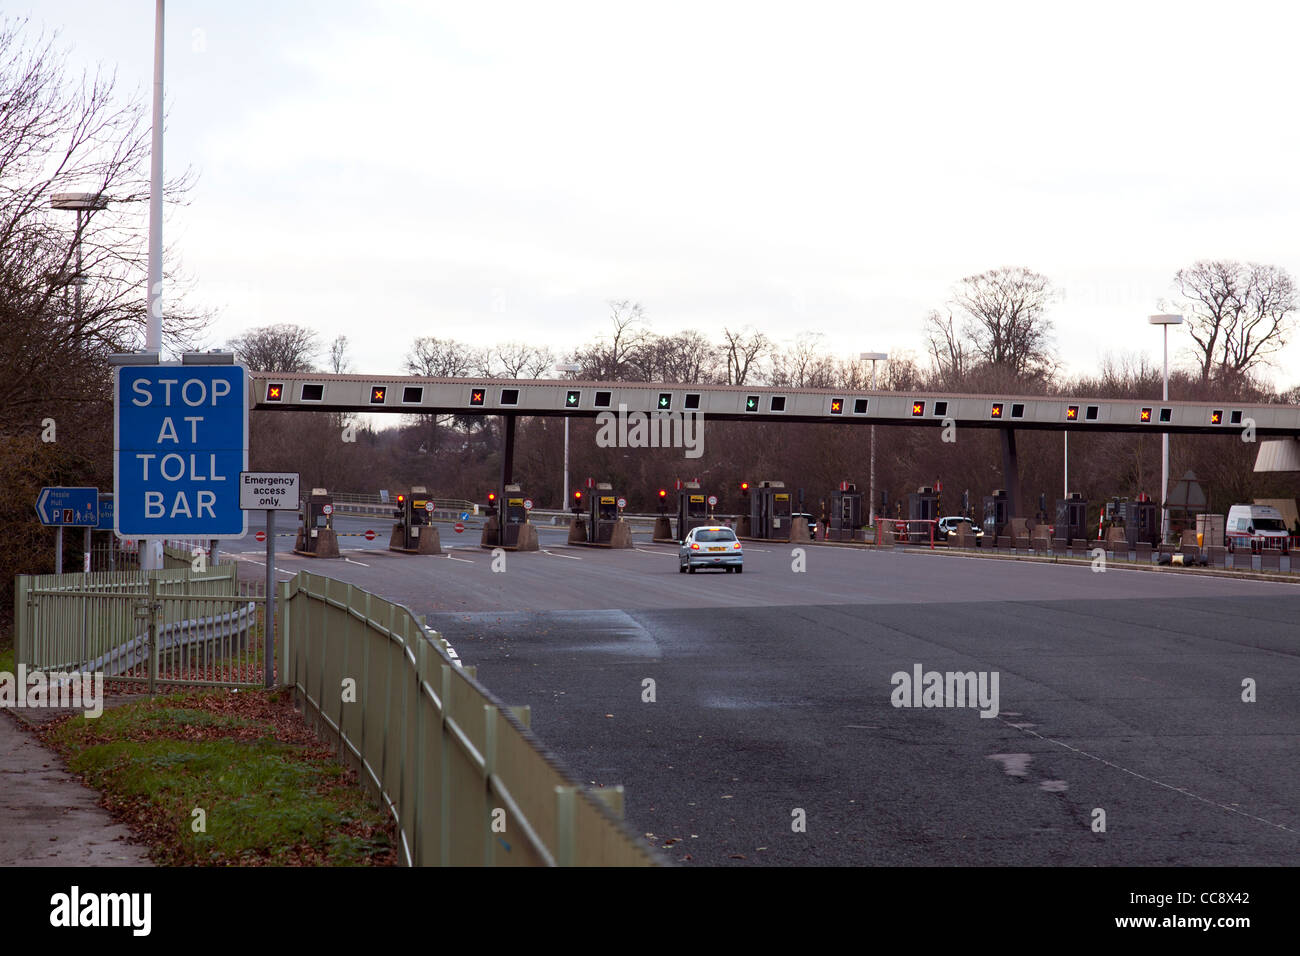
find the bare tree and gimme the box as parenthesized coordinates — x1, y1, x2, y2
(769, 332, 837, 388)
(1171, 259, 1298, 381)
(0, 17, 203, 422)
(923, 309, 969, 386)
(636, 330, 718, 383)
(568, 300, 654, 380)
(719, 326, 770, 385)
(951, 266, 1057, 380)
(327, 334, 351, 374)
(405, 336, 485, 377)
(489, 341, 555, 378)
(228, 323, 319, 372)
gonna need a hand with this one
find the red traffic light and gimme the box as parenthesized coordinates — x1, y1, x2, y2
(740, 481, 750, 495)
(573, 491, 583, 501)
(658, 489, 667, 499)
(487, 492, 497, 505)
(396, 494, 405, 504)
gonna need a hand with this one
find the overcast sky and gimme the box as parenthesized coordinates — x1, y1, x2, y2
(20, 1, 1300, 389)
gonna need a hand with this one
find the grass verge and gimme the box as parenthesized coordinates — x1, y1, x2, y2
(40, 688, 396, 866)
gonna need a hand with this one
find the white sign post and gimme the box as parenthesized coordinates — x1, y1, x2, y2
(240, 472, 300, 687)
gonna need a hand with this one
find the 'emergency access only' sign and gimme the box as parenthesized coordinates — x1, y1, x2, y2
(114, 364, 249, 539)
(240, 472, 300, 511)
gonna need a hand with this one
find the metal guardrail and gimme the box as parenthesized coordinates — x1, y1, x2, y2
(15, 564, 267, 690)
(282, 571, 659, 867)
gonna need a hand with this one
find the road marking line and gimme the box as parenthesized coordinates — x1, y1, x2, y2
(443, 555, 474, 564)
(542, 549, 583, 560)
(236, 556, 295, 577)
(999, 715, 1296, 834)
(344, 557, 370, 567)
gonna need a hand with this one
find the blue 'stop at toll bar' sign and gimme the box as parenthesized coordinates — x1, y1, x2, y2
(114, 364, 249, 539)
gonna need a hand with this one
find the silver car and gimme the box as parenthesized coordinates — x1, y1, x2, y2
(679, 526, 744, 573)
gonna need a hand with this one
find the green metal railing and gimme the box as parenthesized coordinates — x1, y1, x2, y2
(15, 563, 266, 691)
(282, 571, 658, 867)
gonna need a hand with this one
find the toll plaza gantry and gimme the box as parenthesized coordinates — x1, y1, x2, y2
(250, 374, 1300, 526)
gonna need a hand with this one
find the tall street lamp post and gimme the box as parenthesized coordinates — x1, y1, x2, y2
(1149, 314, 1184, 542)
(860, 351, 888, 526)
(556, 363, 581, 508)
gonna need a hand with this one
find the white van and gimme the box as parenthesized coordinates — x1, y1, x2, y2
(1225, 504, 1291, 553)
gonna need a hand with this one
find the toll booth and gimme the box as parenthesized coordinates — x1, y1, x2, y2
(907, 486, 940, 544)
(676, 481, 710, 541)
(982, 489, 1009, 538)
(570, 481, 632, 548)
(590, 483, 619, 543)
(1055, 493, 1088, 543)
(828, 481, 864, 541)
(481, 483, 539, 551)
(389, 485, 442, 554)
(1120, 496, 1160, 548)
(294, 488, 340, 558)
(750, 480, 805, 540)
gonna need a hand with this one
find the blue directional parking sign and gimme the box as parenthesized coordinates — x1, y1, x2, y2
(115, 364, 249, 538)
(35, 487, 99, 527)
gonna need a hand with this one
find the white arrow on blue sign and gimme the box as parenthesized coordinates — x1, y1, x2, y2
(114, 364, 249, 539)
(35, 487, 99, 527)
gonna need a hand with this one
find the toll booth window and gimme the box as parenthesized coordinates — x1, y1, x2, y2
(684, 393, 701, 410)
(1230, 410, 1243, 425)
(301, 384, 324, 402)
(402, 386, 424, 404)
(657, 393, 672, 410)
(745, 395, 760, 412)
(266, 383, 284, 402)
(829, 398, 844, 414)
(1085, 405, 1099, 421)
(594, 391, 612, 408)
(565, 390, 581, 408)
(1210, 409, 1223, 425)
(853, 399, 869, 414)
(1159, 408, 1172, 423)
(770, 396, 786, 412)
(469, 389, 486, 406)
(369, 386, 387, 404)
(932, 401, 948, 416)
(1011, 403, 1025, 419)
(500, 389, 519, 405)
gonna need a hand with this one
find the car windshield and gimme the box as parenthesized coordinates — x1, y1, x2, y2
(694, 530, 736, 543)
(1252, 519, 1286, 532)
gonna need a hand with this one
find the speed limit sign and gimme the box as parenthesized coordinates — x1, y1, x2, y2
(523, 498, 533, 511)
(616, 497, 627, 509)
(425, 501, 434, 512)
(322, 504, 333, 515)
(707, 495, 718, 507)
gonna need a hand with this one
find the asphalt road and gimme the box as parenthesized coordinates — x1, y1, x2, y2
(229, 515, 1300, 866)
